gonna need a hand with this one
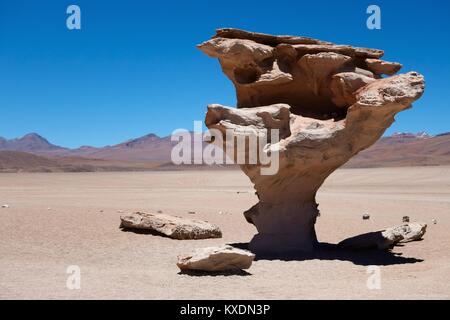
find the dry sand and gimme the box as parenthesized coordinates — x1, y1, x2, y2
(0, 167, 449, 299)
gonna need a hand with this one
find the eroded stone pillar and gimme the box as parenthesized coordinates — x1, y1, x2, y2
(199, 29, 425, 253)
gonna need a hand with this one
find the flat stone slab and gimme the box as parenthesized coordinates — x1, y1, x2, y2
(177, 245, 255, 272)
(120, 212, 222, 240)
(339, 222, 427, 250)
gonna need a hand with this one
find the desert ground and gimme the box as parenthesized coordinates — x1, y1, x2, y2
(0, 167, 449, 299)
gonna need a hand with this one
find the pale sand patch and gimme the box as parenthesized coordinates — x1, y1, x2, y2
(0, 167, 449, 299)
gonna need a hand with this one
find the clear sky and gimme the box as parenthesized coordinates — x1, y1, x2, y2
(1, 0, 449, 148)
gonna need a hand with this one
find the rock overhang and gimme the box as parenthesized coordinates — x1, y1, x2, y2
(197, 28, 410, 122)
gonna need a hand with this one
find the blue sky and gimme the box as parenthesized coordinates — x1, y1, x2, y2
(0, 0, 449, 148)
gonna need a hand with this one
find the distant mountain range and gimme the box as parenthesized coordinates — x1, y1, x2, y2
(1, 131, 449, 172)
(346, 131, 450, 168)
(0, 133, 66, 153)
(0, 132, 215, 172)
(0, 132, 175, 162)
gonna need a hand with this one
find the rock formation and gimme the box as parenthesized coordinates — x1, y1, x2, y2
(120, 212, 222, 240)
(198, 29, 425, 254)
(177, 245, 255, 272)
(339, 223, 427, 250)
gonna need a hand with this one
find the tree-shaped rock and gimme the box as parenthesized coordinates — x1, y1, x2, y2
(198, 29, 425, 254)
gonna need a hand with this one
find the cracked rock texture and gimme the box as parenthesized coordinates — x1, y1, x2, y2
(198, 29, 425, 253)
(120, 212, 222, 240)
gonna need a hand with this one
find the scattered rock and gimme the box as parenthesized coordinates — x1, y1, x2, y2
(188, 211, 196, 215)
(432, 219, 437, 225)
(386, 223, 427, 243)
(1, 204, 9, 208)
(120, 212, 222, 240)
(339, 223, 427, 250)
(402, 216, 410, 223)
(362, 214, 370, 220)
(177, 245, 255, 272)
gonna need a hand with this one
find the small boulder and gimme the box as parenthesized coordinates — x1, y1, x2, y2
(1, 204, 9, 208)
(362, 213, 370, 220)
(120, 212, 222, 240)
(177, 245, 255, 272)
(384, 222, 427, 243)
(402, 216, 410, 223)
(339, 222, 427, 250)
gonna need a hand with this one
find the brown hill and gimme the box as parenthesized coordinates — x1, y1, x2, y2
(0, 133, 66, 153)
(0, 151, 162, 173)
(0, 151, 60, 172)
(67, 133, 175, 162)
(346, 133, 450, 168)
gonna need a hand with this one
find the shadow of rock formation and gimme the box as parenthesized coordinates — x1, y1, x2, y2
(177, 269, 252, 277)
(229, 242, 424, 266)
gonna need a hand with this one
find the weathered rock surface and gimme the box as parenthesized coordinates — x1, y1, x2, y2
(366, 58, 402, 76)
(339, 223, 427, 250)
(330, 72, 375, 107)
(120, 212, 222, 240)
(198, 28, 392, 119)
(198, 29, 425, 253)
(386, 222, 427, 243)
(177, 245, 255, 272)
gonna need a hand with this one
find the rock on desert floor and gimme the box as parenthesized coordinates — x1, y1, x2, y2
(0, 167, 449, 299)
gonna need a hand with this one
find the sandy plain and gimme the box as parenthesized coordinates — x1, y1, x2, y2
(0, 167, 449, 299)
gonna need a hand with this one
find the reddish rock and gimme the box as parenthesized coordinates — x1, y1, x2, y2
(198, 29, 425, 253)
